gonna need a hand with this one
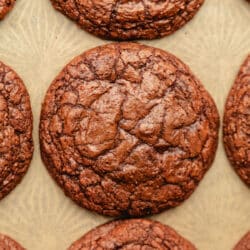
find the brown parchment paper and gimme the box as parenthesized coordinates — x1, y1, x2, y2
(0, 0, 249, 249)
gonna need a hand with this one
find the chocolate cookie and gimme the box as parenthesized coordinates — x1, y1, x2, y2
(50, 0, 204, 40)
(0, 233, 25, 250)
(223, 55, 250, 186)
(234, 232, 250, 250)
(68, 219, 196, 250)
(0, 0, 15, 20)
(40, 42, 219, 217)
(0, 61, 33, 201)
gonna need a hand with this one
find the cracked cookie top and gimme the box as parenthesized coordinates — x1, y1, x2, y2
(0, 233, 25, 250)
(0, 61, 33, 201)
(50, 0, 204, 40)
(40, 42, 219, 217)
(68, 219, 196, 250)
(0, 0, 15, 20)
(223, 55, 250, 186)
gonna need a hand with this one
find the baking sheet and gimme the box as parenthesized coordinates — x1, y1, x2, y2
(0, 0, 249, 249)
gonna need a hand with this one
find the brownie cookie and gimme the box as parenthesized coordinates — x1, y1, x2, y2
(0, 61, 33, 201)
(0, 233, 25, 250)
(68, 219, 196, 250)
(40, 42, 219, 217)
(50, 0, 204, 40)
(223, 55, 250, 186)
(0, 0, 15, 20)
(234, 232, 250, 250)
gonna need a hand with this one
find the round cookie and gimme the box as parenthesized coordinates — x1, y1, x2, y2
(234, 232, 250, 250)
(0, 233, 25, 250)
(68, 219, 196, 250)
(0, 61, 33, 201)
(0, 0, 15, 20)
(39, 42, 219, 217)
(50, 0, 204, 40)
(223, 55, 250, 186)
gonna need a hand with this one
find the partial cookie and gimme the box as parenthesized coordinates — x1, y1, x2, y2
(0, 0, 15, 20)
(0, 233, 25, 250)
(68, 219, 196, 250)
(40, 42, 219, 217)
(234, 232, 250, 250)
(50, 0, 204, 40)
(223, 55, 250, 186)
(0, 61, 33, 200)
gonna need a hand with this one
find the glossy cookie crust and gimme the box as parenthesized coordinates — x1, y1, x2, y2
(40, 42, 219, 217)
(50, 0, 204, 40)
(223, 55, 250, 186)
(0, 233, 25, 250)
(68, 219, 196, 250)
(234, 232, 250, 250)
(0, 61, 33, 201)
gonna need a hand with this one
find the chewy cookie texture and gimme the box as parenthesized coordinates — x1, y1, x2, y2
(50, 0, 204, 40)
(0, 61, 33, 201)
(234, 232, 250, 250)
(40, 42, 219, 217)
(68, 219, 196, 250)
(223, 55, 250, 186)
(0, 233, 25, 250)
(0, 0, 15, 20)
